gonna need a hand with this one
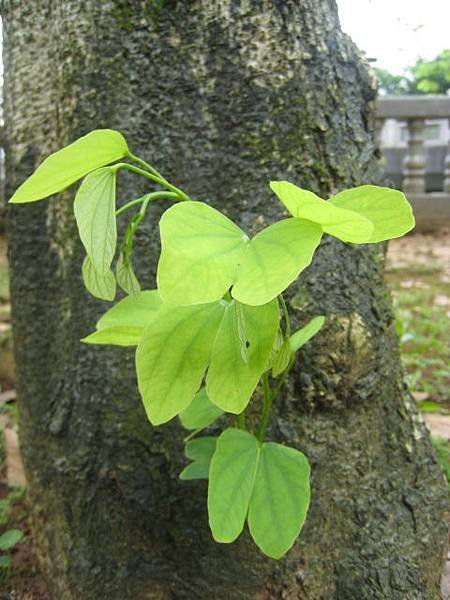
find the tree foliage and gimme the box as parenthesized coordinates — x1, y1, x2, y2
(375, 49, 450, 95)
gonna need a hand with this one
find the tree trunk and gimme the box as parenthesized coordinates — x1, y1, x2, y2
(2, 1, 447, 598)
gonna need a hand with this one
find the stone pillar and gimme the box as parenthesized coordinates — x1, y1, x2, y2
(403, 118, 426, 193)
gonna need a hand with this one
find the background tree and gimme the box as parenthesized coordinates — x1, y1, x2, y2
(411, 49, 450, 94)
(375, 49, 450, 95)
(2, 1, 447, 599)
(374, 67, 412, 95)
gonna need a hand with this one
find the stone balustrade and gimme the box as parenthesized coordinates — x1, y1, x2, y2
(376, 95, 450, 230)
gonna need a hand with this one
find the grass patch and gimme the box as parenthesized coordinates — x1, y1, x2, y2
(386, 245, 450, 413)
(386, 232, 450, 488)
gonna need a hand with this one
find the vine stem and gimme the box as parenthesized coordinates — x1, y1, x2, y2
(115, 191, 179, 217)
(236, 412, 245, 430)
(127, 152, 167, 183)
(183, 428, 202, 443)
(254, 295, 294, 441)
(112, 162, 191, 202)
(257, 372, 273, 442)
(256, 357, 295, 443)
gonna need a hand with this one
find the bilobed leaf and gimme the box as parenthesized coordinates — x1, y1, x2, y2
(179, 388, 224, 430)
(82, 256, 116, 301)
(116, 253, 141, 296)
(81, 326, 143, 347)
(82, 290, 162, 346)
(157, 201, 248, 305)
(270, 181, 374, 243)
(96, 290, 162, 331)
(74, 168, 117, 275)
(208, 430, 311, 558)
(290, 316, 325, 353)
(180, 436, 217, 480)
(247, 442, 310, 559)
(206, 300, 279, 413)
(231, 219, 322, 306)
(136, 301, 226, 425)
(10, 129, 128, 203)
(330, 185, 415, 243)
(270, 183, 321, 216)
(0, 529, 23, 551)
(208, 428, 260, 543)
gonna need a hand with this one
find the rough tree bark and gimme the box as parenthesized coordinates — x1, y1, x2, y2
(2, 1, 447, 599)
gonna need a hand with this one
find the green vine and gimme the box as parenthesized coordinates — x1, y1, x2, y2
(9, 129, 415, 559)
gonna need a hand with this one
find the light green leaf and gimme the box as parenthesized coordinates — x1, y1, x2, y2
(236, 301, 249, 364)
(116, 254, 141, 296)
(74, 168, 117, 275)
(10, 129, 128, 203)
(330, 185, 415, 243)
(208, 430, 311, 558)
(180, 436, 217, 480)
(179, 388, 224, 430)
(269, 183, 321, 216)
(82, 326, 143, 347)
(248, 442, 310, 559)
(96, 290, 162, 331)
(206, 300, 279, 413)
(290, 316, 325, 353)
(0, 529, 23, 551)
(231, 219, 322, 306)
(136, 301, 226, 425)
(208, 428, 260, 543)
(157, 201, 248, 305)
(270, 181, 374, 243)
(82, 290, 162, 346)
(82, 256, 116, 301)
(272, 338, 292, 377)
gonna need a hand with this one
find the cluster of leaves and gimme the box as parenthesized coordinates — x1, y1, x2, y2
(375, 49, 450, 96)
(10, 130, 414, 558)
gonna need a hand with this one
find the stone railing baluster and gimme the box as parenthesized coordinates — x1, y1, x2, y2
(376, 96, 450, 230)
(403, 118, 426, 194)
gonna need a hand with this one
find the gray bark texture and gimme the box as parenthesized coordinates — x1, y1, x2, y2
(2, 1, 448, 598)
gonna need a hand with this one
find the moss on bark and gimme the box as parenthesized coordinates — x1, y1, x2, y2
(1, 0, 447, 598)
